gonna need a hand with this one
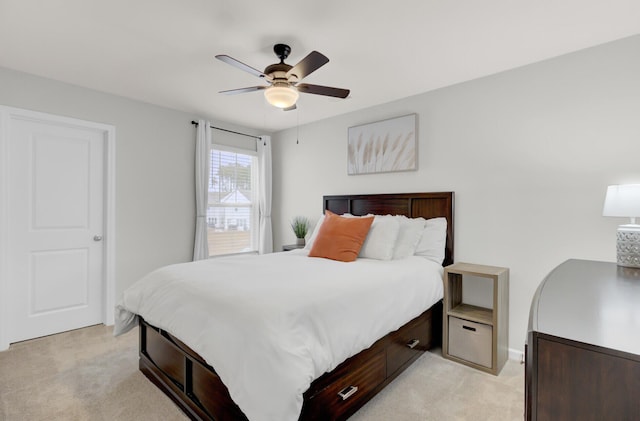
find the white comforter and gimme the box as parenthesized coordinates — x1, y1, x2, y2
(115, 250, 443, 421)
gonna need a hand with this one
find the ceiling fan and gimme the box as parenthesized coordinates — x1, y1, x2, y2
(215, 44, 350, 110)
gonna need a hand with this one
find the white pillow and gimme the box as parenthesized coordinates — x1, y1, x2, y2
(358, 215, 400, 260)
(392, 216, 426, 260)
(303, 214, 325, 251)
(414, 217, 447, 264)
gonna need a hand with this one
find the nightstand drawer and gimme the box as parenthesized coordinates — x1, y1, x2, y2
(448, 316, 492, 368)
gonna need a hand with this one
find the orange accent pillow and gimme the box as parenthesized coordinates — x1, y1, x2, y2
(308, 210, 374, 262)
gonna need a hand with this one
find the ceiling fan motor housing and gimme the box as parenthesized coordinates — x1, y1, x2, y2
(264, 63, 293, 82)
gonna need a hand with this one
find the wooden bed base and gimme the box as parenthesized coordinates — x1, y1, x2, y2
(139, 192, 454, 420)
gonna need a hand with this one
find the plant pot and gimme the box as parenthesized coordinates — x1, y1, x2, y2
(296, 237, 306, 246)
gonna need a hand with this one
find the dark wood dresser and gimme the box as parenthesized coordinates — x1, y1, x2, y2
(526, 259, 640, 420)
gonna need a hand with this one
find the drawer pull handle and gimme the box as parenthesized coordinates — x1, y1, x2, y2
(407, 339, 420, 349)
(338, 385, 358, 401)
(462, 325, 477, 332)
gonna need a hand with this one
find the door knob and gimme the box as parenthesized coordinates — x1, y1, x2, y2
(93, 235, 103, 241)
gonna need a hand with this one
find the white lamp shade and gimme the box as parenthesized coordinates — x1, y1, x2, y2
(603, 184, 640, 218)
(264, 85, 299, 108)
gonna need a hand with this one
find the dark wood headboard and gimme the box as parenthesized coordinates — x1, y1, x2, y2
(323, 192, 454, 266)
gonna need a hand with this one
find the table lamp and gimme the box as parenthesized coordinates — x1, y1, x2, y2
(603, 184, 640, 268)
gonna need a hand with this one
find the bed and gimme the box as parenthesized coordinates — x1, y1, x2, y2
(116, 192, 454, 421)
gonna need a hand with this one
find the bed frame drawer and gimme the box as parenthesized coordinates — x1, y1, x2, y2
(302, 350, 386, 420)
(387, 311, 432, 376)
(191, 362, 246, 420)
(142, 323, 185, 389)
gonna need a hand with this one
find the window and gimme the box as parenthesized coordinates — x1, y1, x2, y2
(207, 145, 259, 256)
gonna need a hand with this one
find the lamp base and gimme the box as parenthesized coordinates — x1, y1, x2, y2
(616, 224, 640, 268)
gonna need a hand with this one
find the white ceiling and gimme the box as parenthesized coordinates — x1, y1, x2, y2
(1, 0, 639, 132)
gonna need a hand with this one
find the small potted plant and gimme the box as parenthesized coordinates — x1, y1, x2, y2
(290, 216, 310, 246)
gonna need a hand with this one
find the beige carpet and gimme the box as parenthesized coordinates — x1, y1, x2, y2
(0, 325, 524, 420)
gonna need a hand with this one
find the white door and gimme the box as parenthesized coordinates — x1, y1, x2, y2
(6, 115, 105, 343)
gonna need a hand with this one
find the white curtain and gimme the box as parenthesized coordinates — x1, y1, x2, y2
(193, 120, 211, 261)
(257, 135, 273, 254)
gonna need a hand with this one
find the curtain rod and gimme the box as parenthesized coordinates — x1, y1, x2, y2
(191, 120, 260, 140)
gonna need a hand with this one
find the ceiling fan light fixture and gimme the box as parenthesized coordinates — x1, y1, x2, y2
(264, 84, 299, 108)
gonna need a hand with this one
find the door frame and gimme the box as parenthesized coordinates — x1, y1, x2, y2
(0, 106, 116, 350)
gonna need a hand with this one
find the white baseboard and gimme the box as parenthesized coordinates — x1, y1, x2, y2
(509, 347, 524, 363)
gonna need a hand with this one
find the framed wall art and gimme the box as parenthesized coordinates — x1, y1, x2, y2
(347, 113, 417, 175)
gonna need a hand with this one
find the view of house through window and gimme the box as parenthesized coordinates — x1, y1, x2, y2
(207, 146, 259, 256)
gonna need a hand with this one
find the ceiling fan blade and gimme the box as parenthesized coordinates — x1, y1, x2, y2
(296, 83, 350, 98)
(286, 51, 329, 81)
(215, 55, 272, 81)
(283, 104, 297, 111)
(220, 86, 267, 95)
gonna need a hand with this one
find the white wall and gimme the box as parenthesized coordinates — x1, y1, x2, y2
(0, 66, 262, 302)
(272, 35, 640, 354)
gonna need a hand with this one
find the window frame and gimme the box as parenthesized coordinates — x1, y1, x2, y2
(207, 143, 259, 257)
